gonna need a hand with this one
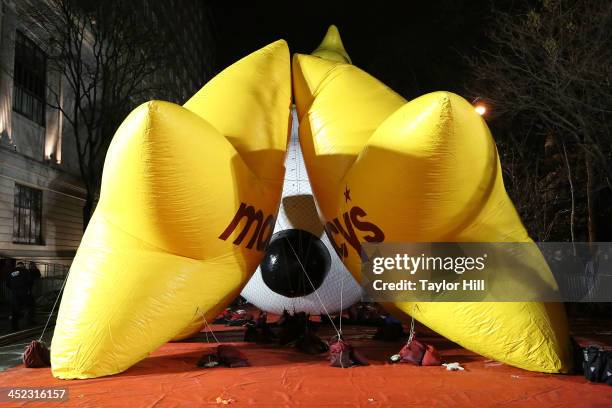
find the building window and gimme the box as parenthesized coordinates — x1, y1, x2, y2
(12, 184, 43, 245)
(12, 31, 46, 126)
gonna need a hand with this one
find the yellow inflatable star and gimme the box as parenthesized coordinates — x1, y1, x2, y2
(51, 40, 291, 379)
(292, 26, 572, 373)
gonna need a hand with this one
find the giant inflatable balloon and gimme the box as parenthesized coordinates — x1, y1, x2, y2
(51, 41, 292, 379)
(292, 25, 572, 373)
(241, 108, 363, 314)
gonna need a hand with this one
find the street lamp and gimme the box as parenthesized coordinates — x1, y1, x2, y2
(472, 97, 487, 116)
(474, 104, 487, 116)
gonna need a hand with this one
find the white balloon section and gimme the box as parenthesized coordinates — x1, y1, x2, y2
(241, 108, 363, 315)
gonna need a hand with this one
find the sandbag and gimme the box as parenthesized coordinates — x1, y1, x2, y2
(398, 340, 426, 366)
(329, 336, 369, 368)
(422, 345, 442, 366)
(23, 340, 50, 368)
(198, 345, 250, 368)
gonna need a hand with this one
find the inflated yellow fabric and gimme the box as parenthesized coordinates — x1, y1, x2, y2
(293, 27, 571, 373)
(51, 40, 291, 379)
(311, 24, 352, 64)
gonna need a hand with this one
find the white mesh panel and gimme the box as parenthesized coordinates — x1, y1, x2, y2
(241, 108, 363, 314)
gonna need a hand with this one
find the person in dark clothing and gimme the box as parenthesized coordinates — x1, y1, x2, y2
(29, 262, 41, 281)
(6, 262, 35, 330)
(27, 262, 40, 318)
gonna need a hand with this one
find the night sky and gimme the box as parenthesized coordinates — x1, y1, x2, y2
(211, 0, 494, 100)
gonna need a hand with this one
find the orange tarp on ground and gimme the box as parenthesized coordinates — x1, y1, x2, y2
(0, 325, 610, 407)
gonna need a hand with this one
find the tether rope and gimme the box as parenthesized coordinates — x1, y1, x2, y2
(273, 108, 343, 338)
(39, 269, 70, 342)
(193, 307, 219, 344)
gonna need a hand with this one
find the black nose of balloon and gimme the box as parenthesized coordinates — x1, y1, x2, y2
(260, 229, 331, 298)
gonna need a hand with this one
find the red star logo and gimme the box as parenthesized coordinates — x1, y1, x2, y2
(344, 185, 351, 203)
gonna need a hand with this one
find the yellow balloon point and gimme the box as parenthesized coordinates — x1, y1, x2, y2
(312, 25, 352, 64)
(293, 31, 572, 373)
(51, 40, 291, 379)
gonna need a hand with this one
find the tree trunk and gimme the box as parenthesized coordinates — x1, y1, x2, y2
(561, 141, 576, 254)
(585, 149, 596, 243)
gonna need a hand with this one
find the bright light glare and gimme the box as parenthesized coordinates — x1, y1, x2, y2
(475, 105, 486, 116)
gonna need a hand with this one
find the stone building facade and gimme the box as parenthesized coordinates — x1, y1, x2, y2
(0, 0, 214, 273)
(0, 0, 84, 270)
